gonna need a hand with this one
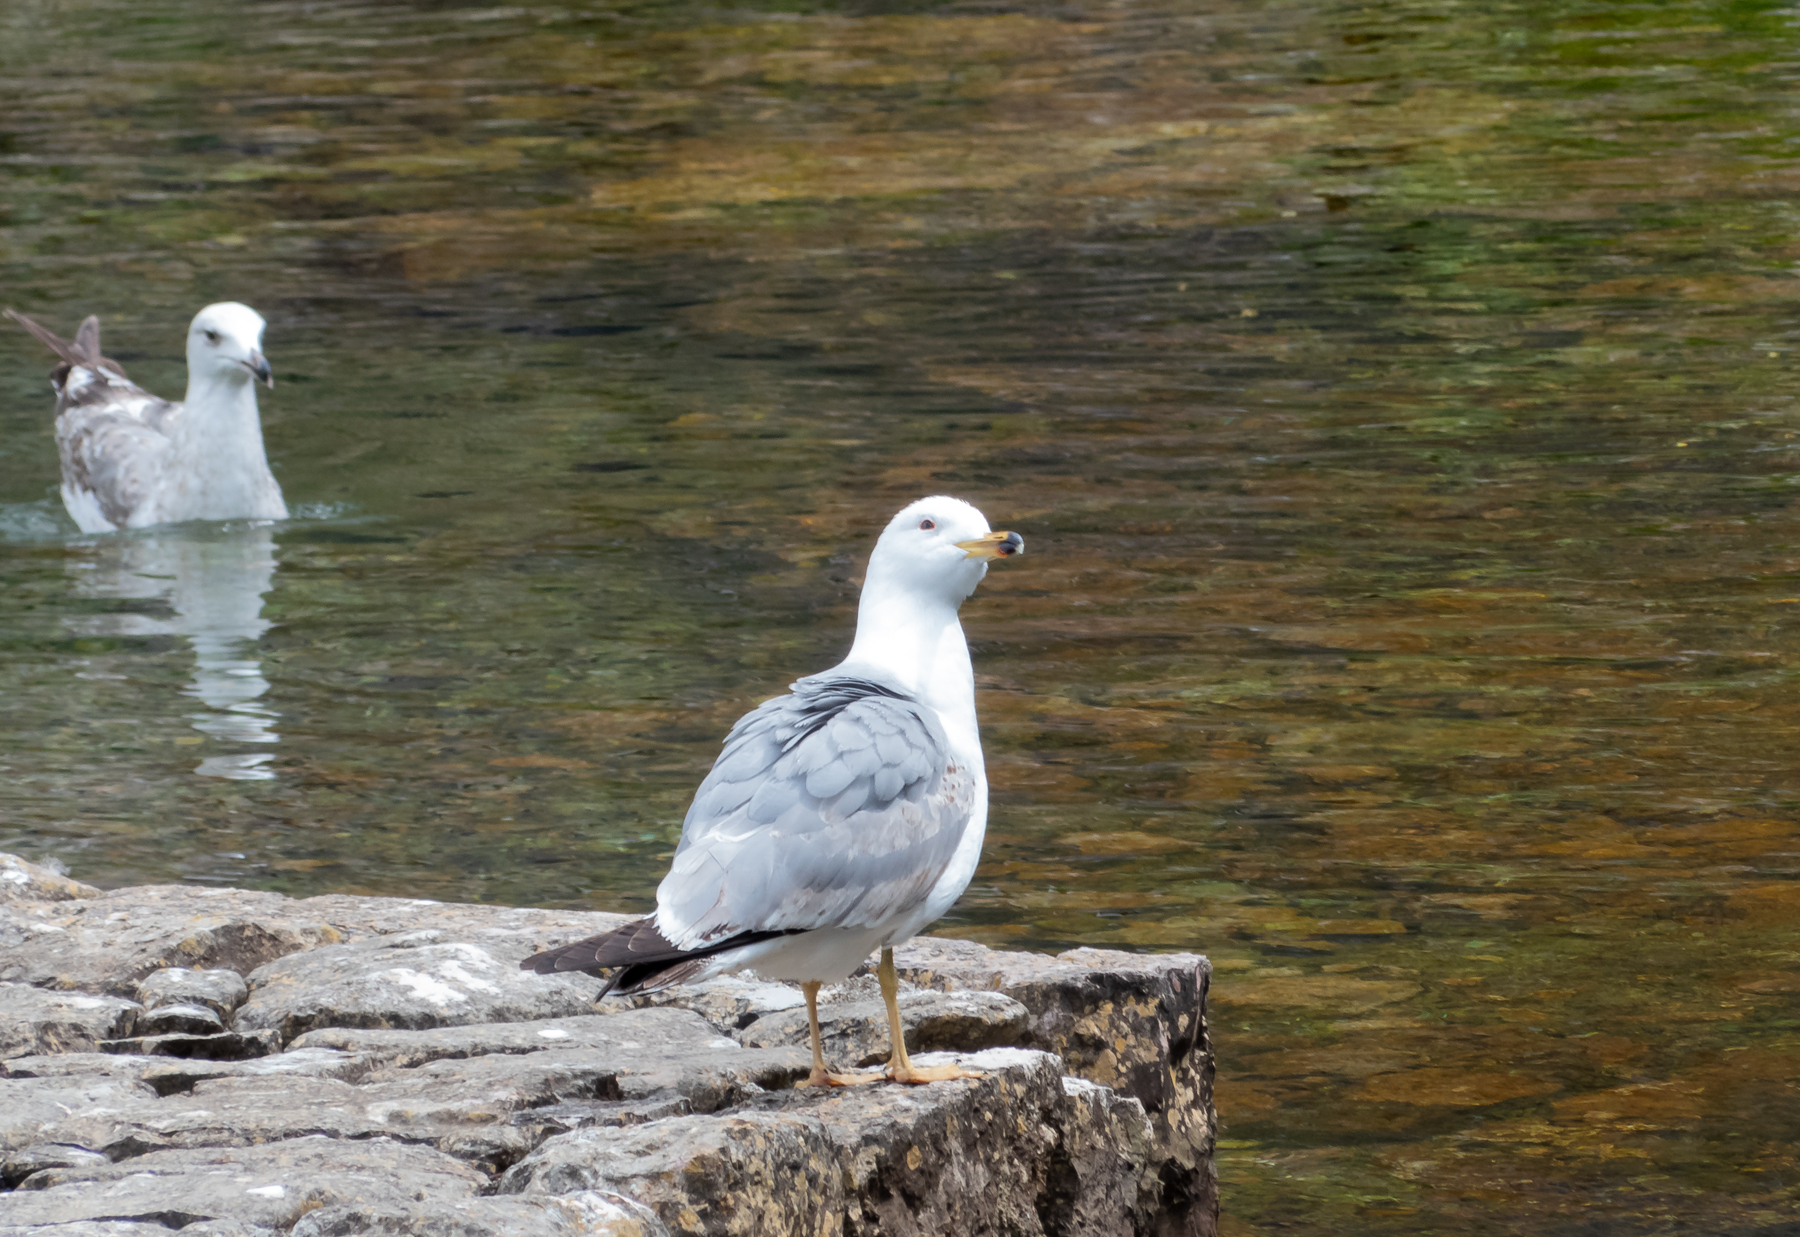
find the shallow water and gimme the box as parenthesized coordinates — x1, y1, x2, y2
(5, 0, 1800, 1230)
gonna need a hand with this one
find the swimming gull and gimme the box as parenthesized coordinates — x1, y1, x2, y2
(523, 496, 1024, 1086)
(5, 302, 286, 533)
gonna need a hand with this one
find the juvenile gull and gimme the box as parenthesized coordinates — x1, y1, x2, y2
(523, 496, 1024, 1086)
(5, 302, 285, 532)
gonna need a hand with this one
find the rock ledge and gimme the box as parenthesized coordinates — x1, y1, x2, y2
(0, 856, 1214, 1236)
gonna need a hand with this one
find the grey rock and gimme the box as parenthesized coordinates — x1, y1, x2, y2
(1, 1224, 278, 1237)
(736, 987, 1029, 1070)
(0, 1224, 182, 1236)
(289, 1007, 738, 1070)
(21, 1075, 394, 1166)
(501, 1111, 842, 1237)
(0, 855, 100, 905)
(135, 968, 249, 1018)
(288, 895, 632, 954)
(893, 938, 1217, 1234)
(238, 931, 596, 1044)
(1048, 1078, 1156, 1237)
(2, 1054, 168, 1085)
(136, 1003, 225, 1036)
(0, 874, 630, 1000)
(776, 1047, 1065, 1237)
(349, 1036, 808, 1130)
(0, 887, 342, 998)
(0, 1076, 156, 1155)
(0, 1135, 484, 1228)
(613, 974, 808, 1031)
(1, 1047, 369, 1096)
(503, 1048, 1086, 1237)
(0, 856, 1214, 1236)
(98, 1031, 279, 1061)
(0, 984, 141, 1057)
(1, 1141, 110, 1189)
(286, 1008, 809, 1115)
(289, 1189, 670, 1237)
(6, 1013, 807, 1177)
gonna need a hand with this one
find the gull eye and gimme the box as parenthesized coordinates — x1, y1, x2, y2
(919, 518, 935, 531)
(203, 330, 220, 345)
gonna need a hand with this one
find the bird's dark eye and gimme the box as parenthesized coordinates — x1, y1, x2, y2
(203, 330, 219, 345)
(919, 518, 935, 530)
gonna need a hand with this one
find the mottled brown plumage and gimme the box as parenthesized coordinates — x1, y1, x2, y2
(7, 303, 285, 532)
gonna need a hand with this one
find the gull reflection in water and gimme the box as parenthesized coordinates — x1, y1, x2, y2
(68, 523, 281, 780)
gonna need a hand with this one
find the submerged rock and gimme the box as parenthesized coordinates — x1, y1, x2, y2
(0, 854, 1215, 1235)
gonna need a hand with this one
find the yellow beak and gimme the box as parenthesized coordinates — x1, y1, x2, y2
(957, 530, 1024, 560)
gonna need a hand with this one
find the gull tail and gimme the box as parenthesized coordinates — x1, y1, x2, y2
(5, 309, 128, 379)
(521, 917, 801, 1000)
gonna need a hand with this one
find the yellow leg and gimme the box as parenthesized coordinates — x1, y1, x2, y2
(881, 947, 983, 1085)
(799, 979, 879, 1087)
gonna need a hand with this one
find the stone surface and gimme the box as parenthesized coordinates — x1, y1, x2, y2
(616, 974, 807, 1031)
(0, 983, 141, 1057)
(288, 1007, 741, 1070)
(1049, 1078, 1157, 1237)
(893, 938, 1216, 1234)
(136, 968, 250, 1018)
(736, 987, 1030, 1070)
(98, 1030, 280, 1061)
(0, 856, 1214, 1236)
(0, 855, 100, 905)
(2, 1011, 810, 1178)
(503, 1049, 1122, 1237)
(502, 1111, 843, 1237)
(0, 1140, 111, 1190)
(238, 930, 596, 1044)
(774, 1048, 1066, 1237)
(0, 1045, 372, 1095)
(136, 1003, 227, 1036)
(0, 1224, 228, 1236)
(289, 1190, 671, 1237)
(0, 887, 341, 998)
(0, 884, 628, 998)
(0, 1136, 485, 1229)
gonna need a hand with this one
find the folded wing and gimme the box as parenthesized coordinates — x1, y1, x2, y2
(521, 675, 975, 991)
(7, 309, 175, 532)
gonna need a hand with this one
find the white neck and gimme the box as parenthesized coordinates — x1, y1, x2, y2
(177, 371, 265, 457)
(836, 575, 979, 757)
(158, 370, 284, 523)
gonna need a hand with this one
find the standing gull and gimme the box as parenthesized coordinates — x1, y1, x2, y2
(5, 302, 285, 532)
(523, 496, 1024, 1086)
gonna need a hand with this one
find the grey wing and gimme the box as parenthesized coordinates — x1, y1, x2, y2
(53, 366, 177, 530)
(656, 687, 976, 949)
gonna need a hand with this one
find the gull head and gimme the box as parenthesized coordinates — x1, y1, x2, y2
(186, 302, 273, 388)
(866, 495, 1024, 607)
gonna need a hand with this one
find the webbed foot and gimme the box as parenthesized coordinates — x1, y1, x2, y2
(886, 1062, 984, 1085)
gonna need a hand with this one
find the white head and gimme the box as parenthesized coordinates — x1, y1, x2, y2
(185, 302, 272, 389)
(864, 495, 1024, 608)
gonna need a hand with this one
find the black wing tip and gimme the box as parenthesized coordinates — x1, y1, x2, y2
(519, 920, 807, 997)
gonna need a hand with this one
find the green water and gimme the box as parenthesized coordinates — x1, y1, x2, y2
(6, 0, 1800, 1230)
